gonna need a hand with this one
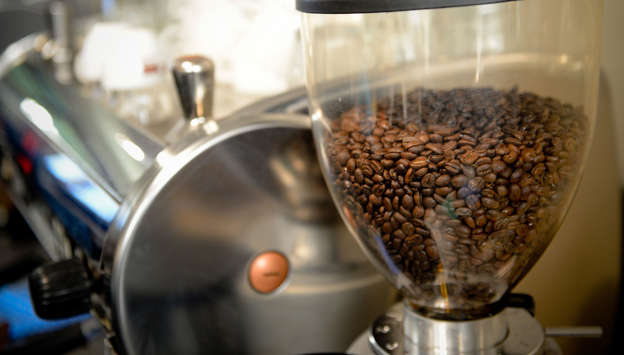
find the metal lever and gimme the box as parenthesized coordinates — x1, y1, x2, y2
(172, 55, 215, 123)
(545, 326, 603, 338)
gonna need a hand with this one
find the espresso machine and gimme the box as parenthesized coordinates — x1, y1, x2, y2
(0, 0, 610, 354)
(0, 2, 396, 354)
(296, 0, 605, 354)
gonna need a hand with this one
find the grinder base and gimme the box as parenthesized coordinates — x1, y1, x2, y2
(348, 302, 562, 355)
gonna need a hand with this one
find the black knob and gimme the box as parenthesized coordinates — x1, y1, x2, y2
(28, 258, 92, 320)
(505, 293, 536, 316)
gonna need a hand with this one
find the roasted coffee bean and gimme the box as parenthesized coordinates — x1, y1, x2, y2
(415, 132, 430, 144)
(400, 206, 412, 218)
(329, 87, 586, 309)
(466, 194, 481, 210)
(411, 156, 428, 169)
(451, 200, 466, 208)
(482, 197, 500, 209)
(384, 152, 401, 160)
(435, 204, 449, 215)
(381, 159, 394, 168)
(471, 233, 488, 241)
(429, 134, 443, 143)
(475, 157, 492, 166)
(455, 225, 471, 238)
(452, 175, 468, 188)
(383, 197, 392, 211)
(501, 206, 514, 215)
(464, 216, 476, 228)
(405, 168, 414, 184)
(393, 211, 407, 224)
(481, 188, 495, 198)
(336, 150, 350, 165)
(455, 207, 472, 217)
(422, 188, 434, 196)
(401, 152, 418, 160)
(443, 140, 458, 152)
(422, 173, 436, 187)
(463, 165, 476, 179)
(476, 164, 492, 176)
(346, 158, 356, 172)
(402, 195, 414, 210)
(532, 163, 546, 178)
(445, 161, 462, 174)
(415, 167, 429, 177)
(468, 177, 485, 192)
(426, 246, 439, 259)
(460, 151, 480, 165)
(457, 187, 471, 199)
(436, 174, 451, 186)
(402, 222, 416, 236)
(426, 143, 443, 154)
(430, 193, 445, 205)
(521, 148, 538, 164)
(436, 187, 453, 196)
(423, 197, 437, 209)
(430, 154, 444, 163)
(503, 150, 518, 164)
(413, 205, 425, 218)
(492, 160, 506, 174)
(392, 196, 400, 210)
(509, 184, 521, 201)
(475, 215, 488, 227)
(483, 173, 497, 184)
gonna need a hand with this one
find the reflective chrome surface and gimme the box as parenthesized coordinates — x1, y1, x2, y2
(403, 302, 508, 354)
(106, 112, 394, 354)
(0, 35, 162, 201)
(0, 34, 163, 256)
(172, 55, 215, 121)
(349, 302, 547, 355)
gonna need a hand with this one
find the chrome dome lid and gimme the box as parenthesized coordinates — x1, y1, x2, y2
(104, 106, 391, 354)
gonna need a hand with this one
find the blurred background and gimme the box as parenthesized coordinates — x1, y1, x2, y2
(0, 0, 621, 354)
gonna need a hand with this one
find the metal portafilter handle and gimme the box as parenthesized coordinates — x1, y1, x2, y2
(172, 55, 215, 122)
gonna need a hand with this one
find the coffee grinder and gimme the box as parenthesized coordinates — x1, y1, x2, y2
(296, 0, 605, 353)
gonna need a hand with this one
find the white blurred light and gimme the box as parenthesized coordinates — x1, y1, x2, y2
(115, 132, 145, 162)
(20, 98, 58, 135)
(203, 120, 219, 135)
(155, 150, 175, 167)
(559, 54, 569, 64)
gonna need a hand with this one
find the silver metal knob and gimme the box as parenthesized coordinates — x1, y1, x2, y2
(172, 55, 215, 121)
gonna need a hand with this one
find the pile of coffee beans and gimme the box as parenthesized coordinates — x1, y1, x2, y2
(328, 87, 586, 314)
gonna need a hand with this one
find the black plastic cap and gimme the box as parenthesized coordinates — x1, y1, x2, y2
(28, 258, 92, 320)
(296, 0, 517, 14)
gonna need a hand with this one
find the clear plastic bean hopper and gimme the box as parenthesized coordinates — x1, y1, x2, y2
(297, 0, 604, 353)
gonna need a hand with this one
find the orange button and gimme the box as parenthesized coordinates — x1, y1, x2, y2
(248, 251, 289, 294)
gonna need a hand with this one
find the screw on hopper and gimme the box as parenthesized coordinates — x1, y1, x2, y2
(296, 0, 606, 354)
